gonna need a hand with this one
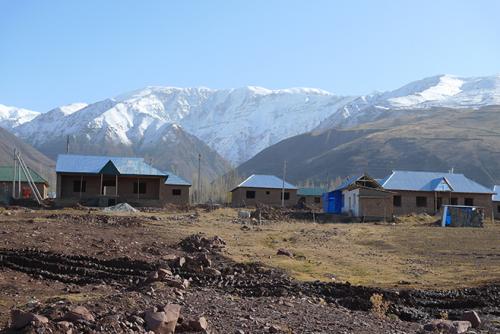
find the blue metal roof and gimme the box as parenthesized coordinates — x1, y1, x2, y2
(56, 154, 166, 177)
(297, 187, 327, 196)
(233, 174, 297, 191)
(381, 170, 493, 194)
(164, 172, 191, 186)
(334, 174, 364, 191)
(493, 185, 500, 201)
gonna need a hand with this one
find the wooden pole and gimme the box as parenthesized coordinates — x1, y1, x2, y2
(100, 174, 103, 195)
(137, 178, 140, 199)
(115, 175, 118, 197)
(282, 160, 287, 208)
(79, 175, 83, 198)
(12, 149, 16, 198)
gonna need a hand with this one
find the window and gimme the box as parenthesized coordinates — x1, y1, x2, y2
(73, 180, 86, 192)
(246, 190, 256, 199)
(416, 196, 427, 207)
(266, 191, 270, 195)
(450, 197, 458, 205)
(133, 182, 147, 194)
(497, 205, 500, 213)
(314, 197, 321, 204)
(464, 198, 474, 206)
(393, 195, 402, 207)
(283, 192, 290, 200)
(172, 189, 181, 196)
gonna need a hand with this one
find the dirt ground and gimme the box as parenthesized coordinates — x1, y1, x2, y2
(1, 206, 500, 333)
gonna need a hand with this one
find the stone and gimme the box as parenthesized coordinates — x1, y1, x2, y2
(203, 267, 222, 276)
(182, 316, 209, 332)
(63, 306, 95, 322)
(269, 324, 282, 333)
(276, 249, 293, 257)
(10, 309, 49, 329)
(462, 311, 481, 328)
(423, 319, 471, 334)
(145, 311, 170, 334)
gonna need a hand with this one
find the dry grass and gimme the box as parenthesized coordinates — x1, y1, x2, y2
(150, 208, 500, 289)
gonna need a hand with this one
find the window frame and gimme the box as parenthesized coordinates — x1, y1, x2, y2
(393, 195, 402, 207)
(416, 196, 427, 208)
(133, 182, 147, 194)
(73, 180, 86, 193)
(464, 198, 474, 206)
(172, 189, 182, 196)
(246, 190, 256, 199)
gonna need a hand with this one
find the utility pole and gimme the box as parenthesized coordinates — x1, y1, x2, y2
(197, 153, 201, 204)
(12, 148, 16, 198)
(281, 160, 287, 208)
(66, 135, 70, 154)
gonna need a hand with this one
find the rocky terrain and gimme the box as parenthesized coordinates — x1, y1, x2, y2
(0, 207, 499, 333)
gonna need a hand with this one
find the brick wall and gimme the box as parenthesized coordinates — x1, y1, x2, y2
(231, 187, 297, 207)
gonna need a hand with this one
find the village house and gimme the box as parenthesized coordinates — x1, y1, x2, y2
(297, 187, 326, 208)
(0, 166, 49, 204)
(56, 154, 170, 207)
(493, 185, 500, 220)
(381, 170, 494, 218)
(323, 174, 394, 221)
(163, 172, 191, 205)
(231, 174, 297, 207)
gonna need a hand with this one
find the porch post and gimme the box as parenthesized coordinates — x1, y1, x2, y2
(100, 174, 103, 195)
(137, 177, 140, 199)
(79, 175, 83, 198)
(115, 175, 118, 197)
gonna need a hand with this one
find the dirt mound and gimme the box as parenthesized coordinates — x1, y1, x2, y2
(0, 248, 156, 286)
(45, 213, 145, 227)
(179, 234, 226, 253)
(103, 203, 138, 213)
(251, 204, 288, 221)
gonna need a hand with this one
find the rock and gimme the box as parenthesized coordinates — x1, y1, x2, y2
(157, 268, 174, 279)
(63, 306, 95, 322)
(423, 319, 471, 334)
(276, 249, 293, 257)
(462, 311, 481, 328)
(269, 324, 282, 333)
(185, 316, 209, 332)
(144, 304, 181, 334)
(238, 210, 251, 219)
(203, 267, 222, 276)
(10, 309, 49, 329)
(164, 277, 190, 289)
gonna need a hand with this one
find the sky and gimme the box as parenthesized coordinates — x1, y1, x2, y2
(1, 0, 499, 111)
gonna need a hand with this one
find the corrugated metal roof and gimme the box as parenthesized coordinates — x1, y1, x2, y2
(0, 166, 47, 184)
(382, 170, 492, 194)
(232, 174, 297, 191)
(493, 185, 500, 202)
(297, 187, 327, 196)
(56, 154, 166, 177)
(164, 172, 191, 186)
(334, 174, 364, 191)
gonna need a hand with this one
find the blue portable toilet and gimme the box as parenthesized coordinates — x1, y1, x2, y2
(323, 190, 343, 214)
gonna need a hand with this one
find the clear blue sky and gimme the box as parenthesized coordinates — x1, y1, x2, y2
(1, 0, 499, 111)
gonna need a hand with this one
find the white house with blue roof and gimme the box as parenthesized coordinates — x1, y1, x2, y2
(56, 154, 181, 207)
(230, 174, 297, 207)
(381, 170, 494, 217)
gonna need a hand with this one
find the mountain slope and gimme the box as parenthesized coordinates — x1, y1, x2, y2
(237, 105, 500, 187)
(316, 74, 500, 130)
(0, 127, 55, 186)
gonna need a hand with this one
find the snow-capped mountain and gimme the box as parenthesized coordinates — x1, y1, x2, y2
(0, 104, 40, 129)
(316, 74, 500, 130)
(10, 86, 353, 165)
(1, 74, 500, 174)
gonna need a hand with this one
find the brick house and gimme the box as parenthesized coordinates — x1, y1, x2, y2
(0, 166, 49, 204)
(56, 154, 169, 207)
(381, 170, 494, 218)
(297, 187, 326, 208)
(231, 174, 297, 207)
(164, 172, 191, 205)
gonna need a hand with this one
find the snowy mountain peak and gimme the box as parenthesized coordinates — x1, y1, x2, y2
(0, 104, 40, 128)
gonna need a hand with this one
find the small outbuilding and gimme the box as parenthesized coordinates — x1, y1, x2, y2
(231, 174, 297, 207)
(324, 174, 393, 221)
(493, 185, 500, 220)
(0, 166, 49, 204)
(163, 172, 191, 205)
(297, 187, 326, 208)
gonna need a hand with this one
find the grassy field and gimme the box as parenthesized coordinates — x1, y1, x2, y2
(152, 208, 500, 289)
